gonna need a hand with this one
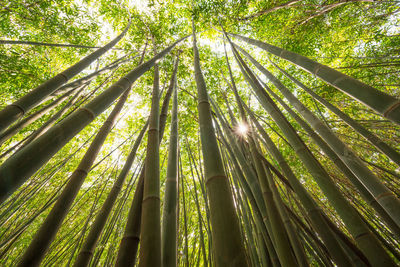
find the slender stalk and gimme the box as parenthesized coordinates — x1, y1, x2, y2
(0, 87, 77, 146)
(230, 42, 395, 266)
(227, 46, 353, 266)
(192, 22, 248, 266)
(138, 44, 162, 265)
(115, 53, 180, 267)
(72, 121, 147, 267)
(0, 39, 127, 49)
(52, 53, 134, 96)
(185, 138, 208, 267)
(161, 83, 179, 267)
(17, 85, 85, 151)
(259, 76, 400, 238)
(236, 45, 400, 229)
(181, 166, 190, 267)
(0, 21, 132, 132)
(16, 77, 133, 267)
(228, 32, 400, 124)
(270, 60, 400, 167)
(248, 133, 298, 266)
(0, 35, 186, 204)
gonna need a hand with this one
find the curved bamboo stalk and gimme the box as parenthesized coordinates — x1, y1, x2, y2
(192, 22, 248, 267)
(72, 121, 147, 267)
(228, 32, 400, 124)
(0, 35, 187, 204)
(230, 43, 396, 266)
(16, 79, 133, 267)
(259, 76, 400, 238)
(270, 60, 400, 167)
(0, 20, 132, 133)
(0, 39, 127, 50)
(0, 87, 77, 146)
(236, 45, 400, 230)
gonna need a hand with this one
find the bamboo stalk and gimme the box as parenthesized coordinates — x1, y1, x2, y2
(236, 45, 400, 229)
(230, 43, 395, 266)
(0, 35, 187, 204)
(161, 82, 179, 267)
(0, 21, 132, 132)
(192, 22, 248, 266)
(72, 121, 147, 267)
(16, 79, 133, 267)
(114, 53, 180, 267)
(228, 32, 400, 124)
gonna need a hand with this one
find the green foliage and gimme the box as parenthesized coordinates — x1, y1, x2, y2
(0, 0, 399, 266)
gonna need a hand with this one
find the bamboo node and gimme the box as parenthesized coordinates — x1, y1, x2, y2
(142, 194, 160, 203)
(122, 234, 140, 241)
(9, 104, 25, 116)
(313, 64, 323, 76)
(331, 76, 346, 86)
(197, 99, 210, 106)
(80, 107, 96, 120)
(383, 101, 400, 118)
(58, 72, 69, 81)
(122, 77, 133, 85)
(375, 191, 394, 201)
(205, 175, 227, 185)
(354, 232, 369, 240)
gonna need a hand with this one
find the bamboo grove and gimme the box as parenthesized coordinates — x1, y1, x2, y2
(0, 0, 399, 266)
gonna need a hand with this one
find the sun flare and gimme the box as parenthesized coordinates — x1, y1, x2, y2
(236, 122, 248, 136)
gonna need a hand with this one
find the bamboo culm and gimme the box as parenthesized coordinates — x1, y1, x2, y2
(138, 55, 161, 266)
(16, 82, 133, 267)
(115, 53, 180, 267)
(228, 32, 400, 124)
(230, 43, 396, 266)
(236, 44, 400, 229)
(0, 20, 132, 133)
(0, 35, 187, 204)
(161, 83, 179, 267)
(192, 22, 248, 267)
(72, 120, 148, 267)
